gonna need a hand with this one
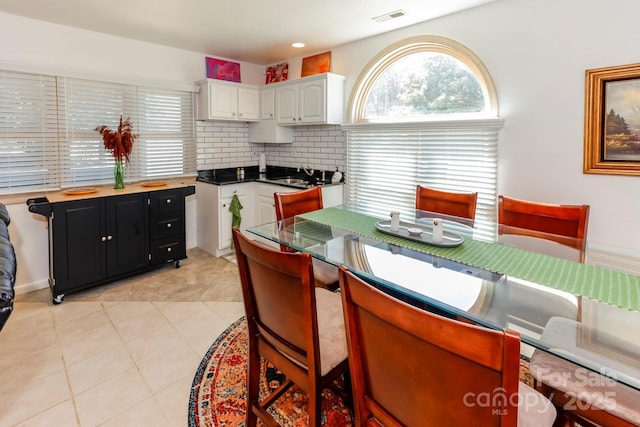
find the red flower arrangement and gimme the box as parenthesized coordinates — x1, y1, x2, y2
(95, 115, 137, 188)
(95, 115, 137, 162)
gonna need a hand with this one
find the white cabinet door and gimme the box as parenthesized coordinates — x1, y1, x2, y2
(274, 73, 345, 126)
(260, 87, 275, 119)
(209, 83, 237, 120)
(197, 80, 259, 122)
(216, 183, 255, 255)
(238, 86, 260, 121)
(275, 85, 298, 124)
(255, 183, 298, 224)
(254, 183, 297, 249)
(299, 79, 326, 124)
(257, 193, 276, 225)
(321, 184, 343, 207)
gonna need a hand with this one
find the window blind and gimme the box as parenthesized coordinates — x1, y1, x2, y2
(136, 88, 196, 178)
(0, 71, 60, 194)
(344, 119, 502, 241)
(57, 78, 196, 187)
(0, 69, 196, 195)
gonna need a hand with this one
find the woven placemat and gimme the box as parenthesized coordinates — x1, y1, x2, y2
(299, 208, 640, 311)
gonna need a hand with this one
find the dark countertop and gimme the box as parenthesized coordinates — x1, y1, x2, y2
(196, 165, 344, 189)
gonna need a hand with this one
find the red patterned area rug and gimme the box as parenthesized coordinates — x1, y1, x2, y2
(189, 317, 354, 426)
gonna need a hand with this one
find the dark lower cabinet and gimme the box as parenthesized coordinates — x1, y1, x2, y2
(149, 189, 187, 266)
(37, 185, 195, 304)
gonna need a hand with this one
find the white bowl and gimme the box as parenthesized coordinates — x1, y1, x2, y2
(407, 227, 423, 236)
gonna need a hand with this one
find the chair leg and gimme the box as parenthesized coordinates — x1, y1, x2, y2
(246, 345, 261, 427)
(308, 385, 323, 427)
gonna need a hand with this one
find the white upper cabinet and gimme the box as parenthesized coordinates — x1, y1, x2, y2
(197, 79, 260, 121)
(274, 73, 345, 126)
(260, 87, 275, 119)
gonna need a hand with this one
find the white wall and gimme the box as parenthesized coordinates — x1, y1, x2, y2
(323, 0, 640, 261)
(0, 12, 264, 85)
(0, 12, 262, 295)
(4, 0, 640, 295)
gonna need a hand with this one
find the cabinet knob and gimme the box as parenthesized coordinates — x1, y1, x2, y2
(107, 235, 113, 240)
(166, 223, 172, 228)
(239, 113, 243, 117)
(101, 236, 107, 242)
(166, 199, 171, 204)
(167, 247, 172, 252)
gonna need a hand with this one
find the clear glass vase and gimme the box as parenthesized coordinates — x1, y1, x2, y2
(114, 158, 125, 189)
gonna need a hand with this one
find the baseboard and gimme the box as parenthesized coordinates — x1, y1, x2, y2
(14, 279, 49, 296)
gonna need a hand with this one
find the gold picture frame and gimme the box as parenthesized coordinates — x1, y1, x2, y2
(584, 62, 640, 176)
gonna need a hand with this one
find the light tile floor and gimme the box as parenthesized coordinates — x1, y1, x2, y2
(0, 248, 244, 427)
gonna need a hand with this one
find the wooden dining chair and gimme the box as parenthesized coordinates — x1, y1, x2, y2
(415, 185, 478, 226)
(497, 195, 590, 263)
(274, 186, 339, 288)
(338, 266, 557, 427)
(529, 318, 640, 427)
(232, 227, 350, 427)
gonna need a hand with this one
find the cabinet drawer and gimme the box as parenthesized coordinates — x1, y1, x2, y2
(150, 211, 184, 239)
(149, 189, 183, 212)
(150, 236, 186, 265)
(220, 183, 247, 198)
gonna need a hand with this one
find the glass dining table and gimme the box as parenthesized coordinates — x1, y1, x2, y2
(246, 203, 640, 394)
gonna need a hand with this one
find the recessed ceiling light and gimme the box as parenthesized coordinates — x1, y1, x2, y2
(291, 42, 305, 48)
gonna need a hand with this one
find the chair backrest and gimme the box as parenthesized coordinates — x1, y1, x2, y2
(497, 195, 589, 262)
(274, 186, 324, 221)
(232, 227, 321, 372)
(415, 185, 478, 225)
(274, 186, 324, 252)
(338, 266, 522, 427)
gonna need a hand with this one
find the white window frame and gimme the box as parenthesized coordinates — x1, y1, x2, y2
(345, 36, 503, 241)
(0, 69, 196, 195)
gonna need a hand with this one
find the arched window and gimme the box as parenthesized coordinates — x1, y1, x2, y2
(344, 36, 502, 240)
(349, 35, 498, 122)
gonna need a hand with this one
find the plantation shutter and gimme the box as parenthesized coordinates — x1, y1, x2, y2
(0, 71, 60, 194)
(344, 119, 502, 241)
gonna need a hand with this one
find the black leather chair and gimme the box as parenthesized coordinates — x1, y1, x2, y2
(0, 203, 16, 331)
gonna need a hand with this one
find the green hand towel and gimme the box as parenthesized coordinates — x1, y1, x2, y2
(229, 194, 243, 249)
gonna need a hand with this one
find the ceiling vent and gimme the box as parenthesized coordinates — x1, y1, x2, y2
(372, 9, 407, 23)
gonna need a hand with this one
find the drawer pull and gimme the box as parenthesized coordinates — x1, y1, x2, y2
(167, 247, 172, 252)
(166, 223, 172, 228)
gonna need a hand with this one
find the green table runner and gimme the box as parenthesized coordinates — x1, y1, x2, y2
(299, 207, 640, 311)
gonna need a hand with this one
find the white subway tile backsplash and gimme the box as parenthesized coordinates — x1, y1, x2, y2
(195, 121, 345, 173)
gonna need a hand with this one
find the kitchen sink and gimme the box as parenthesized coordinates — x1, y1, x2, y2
(270, 178, 307, 185)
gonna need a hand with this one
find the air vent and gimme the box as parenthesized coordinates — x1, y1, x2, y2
(372, 9, 407, 23)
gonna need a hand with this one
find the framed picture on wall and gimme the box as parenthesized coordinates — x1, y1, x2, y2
(584, 62, 640, 176)
(265, 62, 288, 84)
(301, 51, 331, 77)
(206, 57, 241, 82)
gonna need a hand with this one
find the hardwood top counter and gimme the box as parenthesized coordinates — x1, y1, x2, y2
(46, 180, 195, 204)
(1, 177, 196, 206)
